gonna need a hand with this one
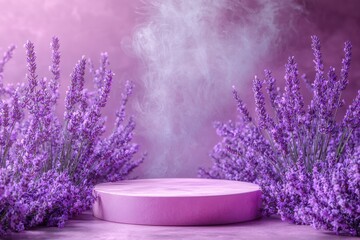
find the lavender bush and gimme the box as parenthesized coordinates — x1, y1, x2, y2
(0, 38, 144, 235)
(200, 36, 359, 236)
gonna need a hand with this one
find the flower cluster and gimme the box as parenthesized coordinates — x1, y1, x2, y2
(200, 36, 360, 236)
(0, 38, 144, 235)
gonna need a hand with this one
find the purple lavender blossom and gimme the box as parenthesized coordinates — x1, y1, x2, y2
(49, 37, 61, 104)
(0, 38, 144, 236)
(200, 36, 360, 236)
(253, 76, 270, 130)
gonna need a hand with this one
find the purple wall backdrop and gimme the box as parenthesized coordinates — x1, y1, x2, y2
(0, 0, 359, 178)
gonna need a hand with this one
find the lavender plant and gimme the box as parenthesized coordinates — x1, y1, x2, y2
(200, 36, 360, 236)
(0, 38, 144, 235)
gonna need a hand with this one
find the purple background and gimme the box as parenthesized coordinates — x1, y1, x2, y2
(0, 0, 359, 178)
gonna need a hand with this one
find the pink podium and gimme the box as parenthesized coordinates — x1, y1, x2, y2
(93, 178, 261, 226)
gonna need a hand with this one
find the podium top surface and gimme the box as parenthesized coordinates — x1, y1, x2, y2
(94, 178, 260, 197)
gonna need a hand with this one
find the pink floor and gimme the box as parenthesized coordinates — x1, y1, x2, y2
(5, 212, 355, 240)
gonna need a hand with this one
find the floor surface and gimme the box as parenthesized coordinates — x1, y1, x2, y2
(4, 212, 356, 240)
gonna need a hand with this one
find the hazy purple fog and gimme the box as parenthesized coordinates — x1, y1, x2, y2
(0, 0, 359, 178)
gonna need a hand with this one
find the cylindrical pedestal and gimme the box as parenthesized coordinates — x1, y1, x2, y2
(93, 178, 261, 226)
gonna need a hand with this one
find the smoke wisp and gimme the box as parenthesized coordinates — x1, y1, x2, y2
(132, 0, 301, 177)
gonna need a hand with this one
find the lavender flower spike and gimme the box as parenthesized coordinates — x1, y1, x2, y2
(25, 41, 38, 99)
(339, 40, 352, 91)
(49, 37, 61, 103)
(232, 86, 252, 123)
(253, 76, 268, 130)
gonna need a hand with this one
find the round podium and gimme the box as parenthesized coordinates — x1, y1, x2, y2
(93, 178, 261, 226)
